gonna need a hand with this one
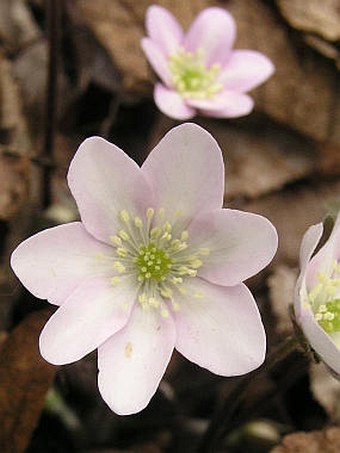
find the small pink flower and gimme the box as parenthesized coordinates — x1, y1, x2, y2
(11, 123, 277, 415)
(294, 214, 340, 377)
(141, 6, 274, 120)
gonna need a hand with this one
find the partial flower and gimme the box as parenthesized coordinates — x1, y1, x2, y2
(11, 123, 278, 415)
(294, 213, 340, 377)
(141, 6, 274, 120)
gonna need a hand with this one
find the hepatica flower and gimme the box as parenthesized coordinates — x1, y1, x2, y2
(11, 124, 277, 415)
(141, 6, 274, 120)
(294, 214, 340, 377)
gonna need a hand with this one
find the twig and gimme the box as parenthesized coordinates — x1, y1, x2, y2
(43, 0, 62, 207)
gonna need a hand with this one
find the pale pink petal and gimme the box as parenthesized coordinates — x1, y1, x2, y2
(67, 137, 154, 244)
(293, 223, 323, 318)
(153, 83, 195, 120)
(141, 38, 172, 86)
(307, 216, 340, 289)
(187, 90, 254, 118)
(299, 306, 340, 376)
(145, 5, 183, 55)
(184, 7, 236, 67)
(10, 222, 113, 305)
(218, 50, 274, 92)
(142, 123, 224, 228)
(174, 279, 266, 375)
(188, 209, 278, 286)
(97, 306, 176, 415)
(39, 277, 136, 365)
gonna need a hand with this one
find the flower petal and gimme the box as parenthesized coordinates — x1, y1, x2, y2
(142, 122, 224, 227)
(145, 5, 183, 55)
(141, 38, 172, 86)
(39, 277, 136, 365)
(299, 306, 340, 376)
(153, 83, 195, 119)
(307, 216, 340, 289)
(174, 279, 266, 376)
(67, 137, 153, 244)
(10, 222, 113, 305)
(187, 90, 254, 118)
(294, 223, 323, 318)
(188, 209, 278, 286)
(97, 305, 176, 415)
(184, 7, 236, 67)
(218, 50, 274, 93)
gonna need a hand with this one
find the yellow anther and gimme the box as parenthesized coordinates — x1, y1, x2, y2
(163, 222, 172, 233)
(150, 227, 161, 238)
(181, 231, 189, 241)
(161, 308, 169, 318)
(125, 342, 133, 358)
(172, 277, 183, 284)
(113, 261, 126, 273)
(193, 290, 204, 299)
(198, 248, 210, 256)
(160, 287, 173, 298)
(117, 247, 128, 257)
(172, 302, 180, 311)
(190, 259, 203, 269)
(138, 293, 147, 303)
(110, 235, 122, 246)
(147, 208, 155, 220)
(119, 230, 130, 241)
(120, 210, 130, 222)
(110, 276, 121, 286)
(135, 217, 143, 228)
(178, 286, 187, 295)
(149, 297, 160, 308)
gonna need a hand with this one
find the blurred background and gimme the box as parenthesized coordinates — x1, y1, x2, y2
(1, 0, 340, 452)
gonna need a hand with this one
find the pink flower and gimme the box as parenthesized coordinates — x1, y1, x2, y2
(11, 123, 277, 415)
(141, 6, 274, 120)
(294, 214, 340, 377)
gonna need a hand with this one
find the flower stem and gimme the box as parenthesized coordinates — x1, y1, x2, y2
(196, 336, 299, 453)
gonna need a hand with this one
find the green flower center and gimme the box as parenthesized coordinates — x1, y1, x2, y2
(168, 48, 222, 100)
(96, 208, 210, 317)
(308, 260, 340, 334)
(314, 300, 340, 333)
(136, 243, 172, 282)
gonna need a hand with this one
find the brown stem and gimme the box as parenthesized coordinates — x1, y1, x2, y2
(42, 0, 62, 208)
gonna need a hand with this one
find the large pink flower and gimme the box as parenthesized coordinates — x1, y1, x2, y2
(141, 6, 274, 120)
(294, 214, 340, 377)
(11, 123, 277, 415)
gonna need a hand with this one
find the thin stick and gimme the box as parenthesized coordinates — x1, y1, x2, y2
(43, 0, 62, 207)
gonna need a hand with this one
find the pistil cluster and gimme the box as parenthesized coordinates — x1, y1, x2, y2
(101, 208, 209, 317)
(309, 260, 340, 334)
(168, 48, 223, 100)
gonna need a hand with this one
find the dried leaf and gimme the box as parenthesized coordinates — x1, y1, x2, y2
(238, 179, 340, 266)
(268, 265, 298, 336)
(0, 52, 32, 220)
(310, 363, 340, 423)
(277, 0, 340, 42)
(226, 0, 340, 146)
(271, 427, 340, 453)
(0, 0, 41, 52)
(0, 310, 57, 453)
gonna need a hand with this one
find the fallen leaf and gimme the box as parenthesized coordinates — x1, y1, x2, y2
(0, 309, 57, 453)
(277, 0, 340, 42)
(310, 363, 340, 424)
(271, 426, 340, 453)
(268, 265, 298, 336)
